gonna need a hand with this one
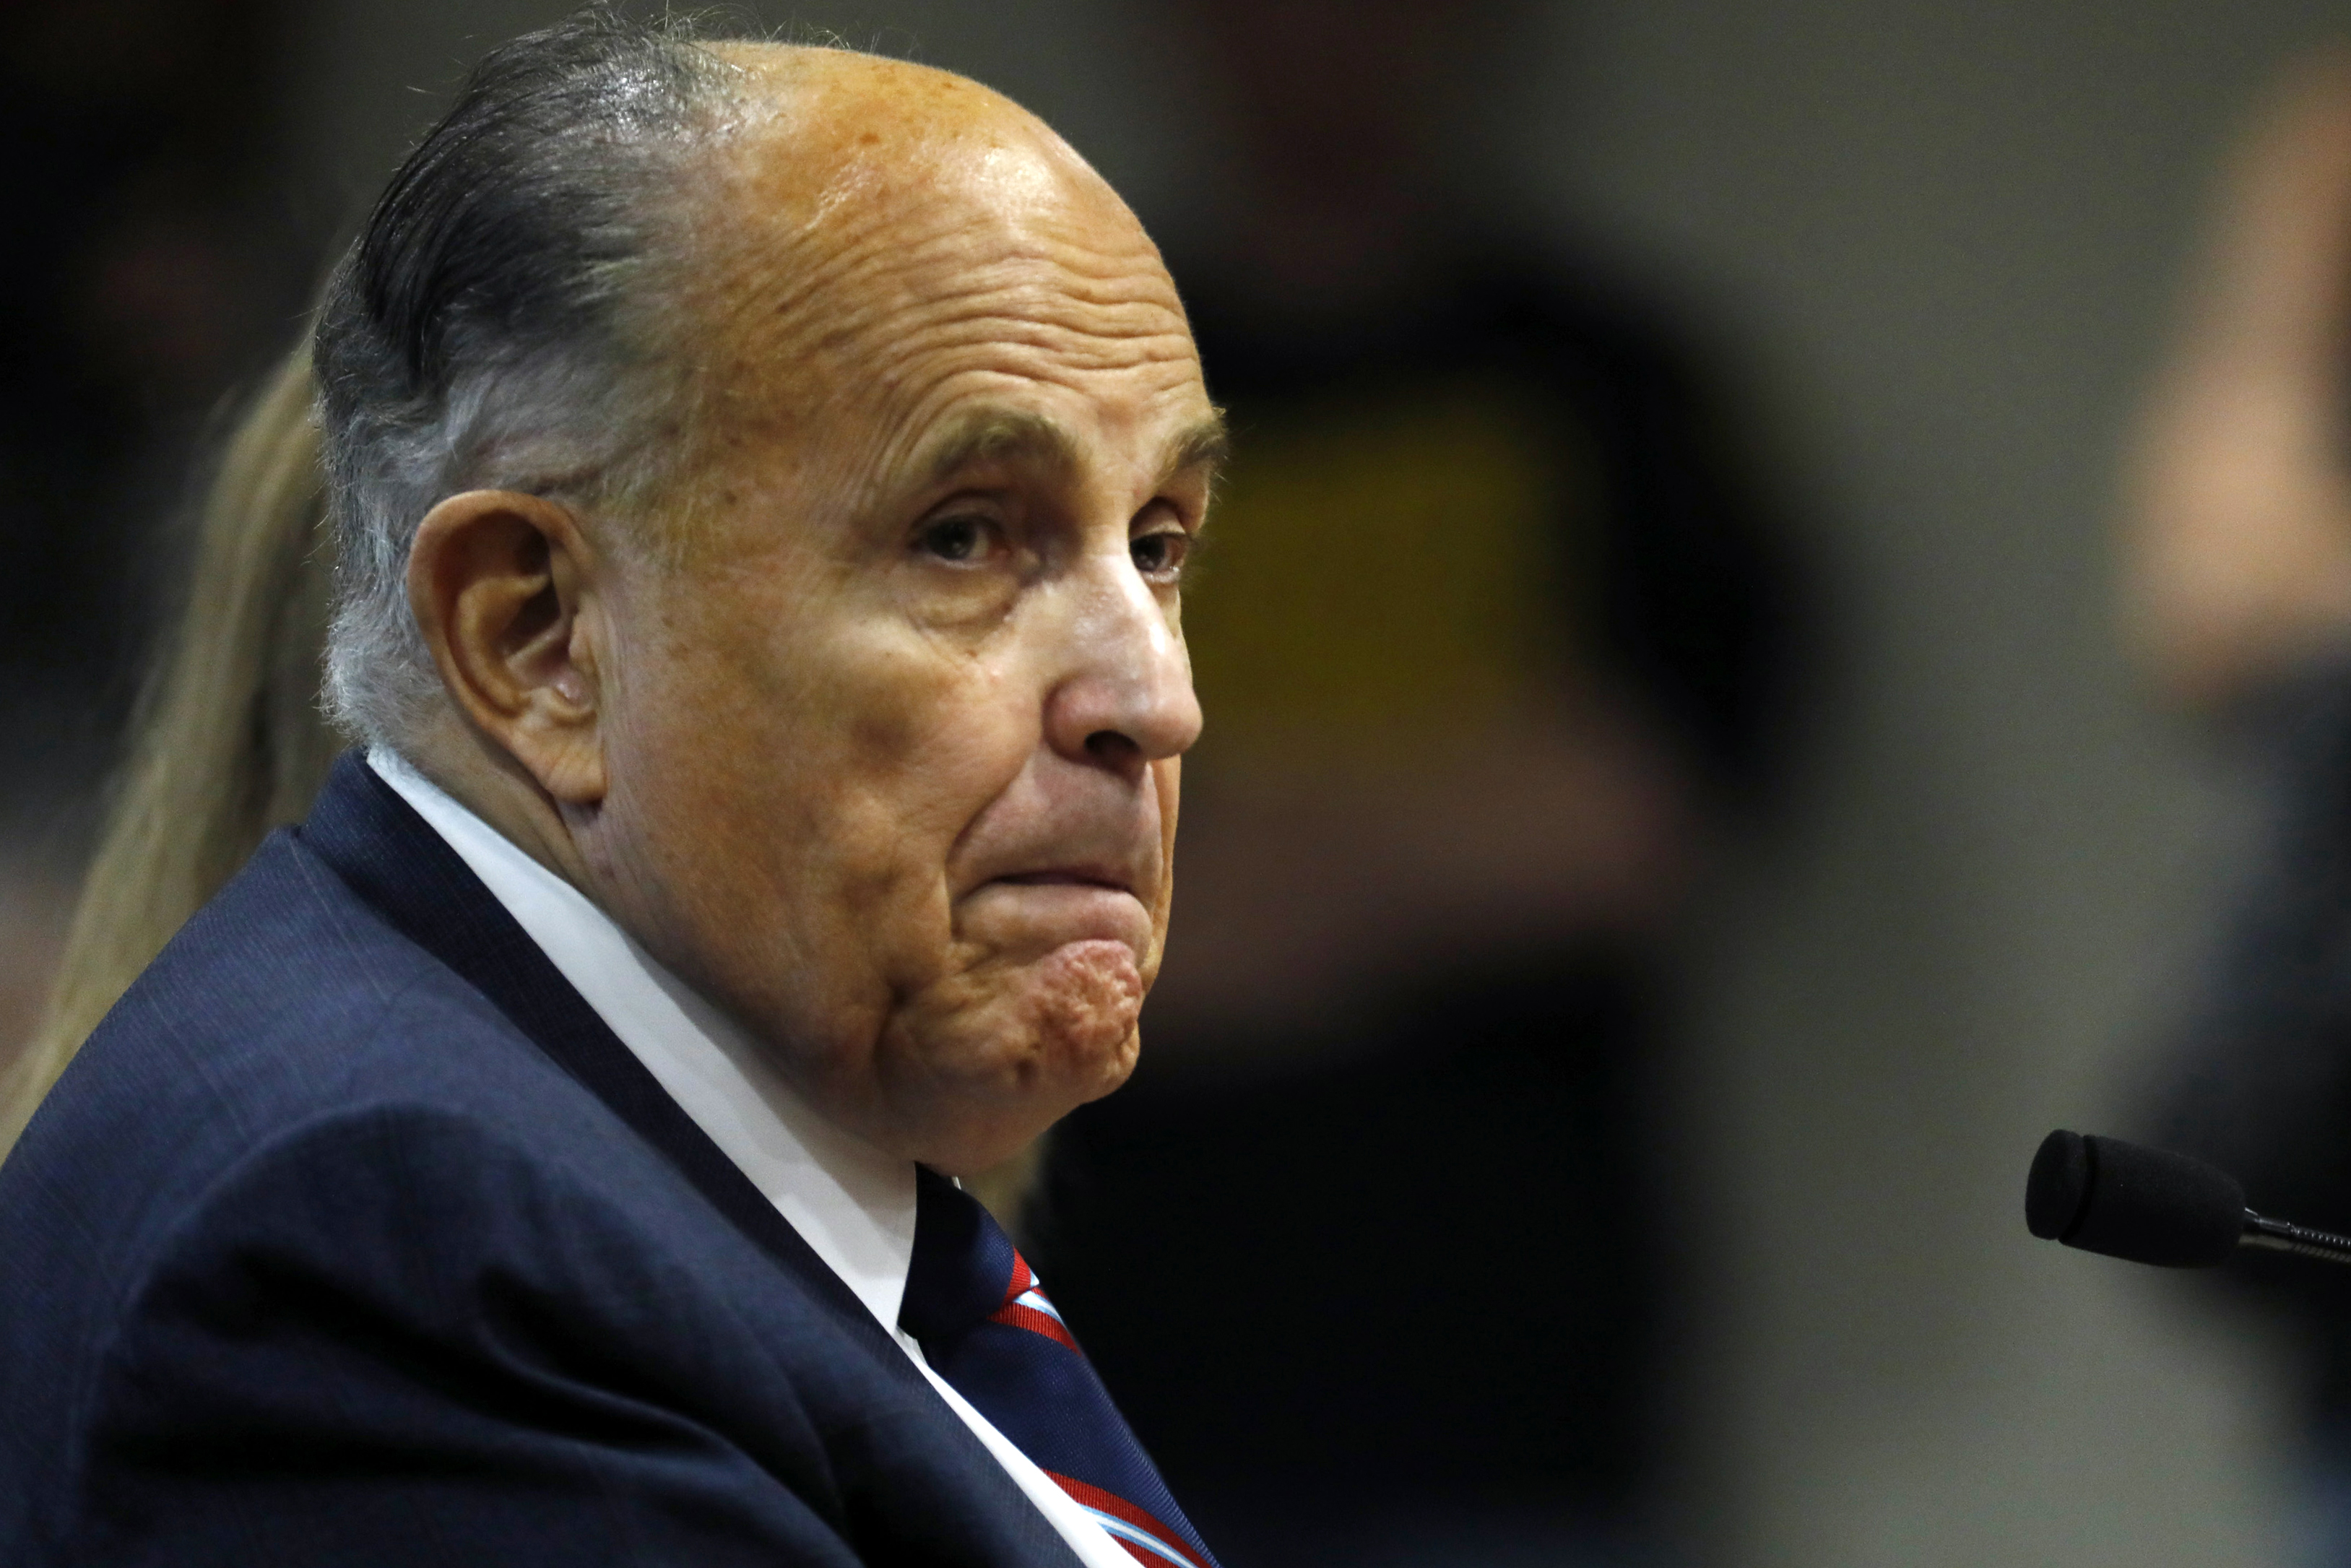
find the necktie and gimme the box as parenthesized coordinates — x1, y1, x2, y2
(899, 1166, 1219, 1568)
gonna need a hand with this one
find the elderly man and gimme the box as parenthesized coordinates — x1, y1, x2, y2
(0, 14, 1223, 1568)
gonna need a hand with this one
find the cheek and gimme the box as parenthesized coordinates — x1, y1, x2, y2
(607, 562, 1049, 989)
(834, 644, 1031, 845)
(714, 625, 1039, 964)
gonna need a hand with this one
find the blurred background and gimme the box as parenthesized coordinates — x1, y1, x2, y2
(14, 1, 2351, 1564)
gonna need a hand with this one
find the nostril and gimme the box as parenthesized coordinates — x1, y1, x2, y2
(1084, 729, 1140, 763)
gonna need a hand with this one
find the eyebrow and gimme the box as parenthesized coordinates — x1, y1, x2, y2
(1166, 412, 1231, 487)
(917, 406, 1232, 491)
(922, 410, 1083, 486)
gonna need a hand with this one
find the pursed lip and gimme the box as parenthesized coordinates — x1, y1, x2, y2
(957, 859, 1156, 957)
(990, 864, 1135, 895)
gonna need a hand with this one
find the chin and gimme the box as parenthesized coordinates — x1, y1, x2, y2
(876, 938, 1146, 1172)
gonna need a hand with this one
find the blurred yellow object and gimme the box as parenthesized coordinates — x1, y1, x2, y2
(1184, 378, 1585, 766)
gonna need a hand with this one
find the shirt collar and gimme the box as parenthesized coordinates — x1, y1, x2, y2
(365, 748, 921, 1341)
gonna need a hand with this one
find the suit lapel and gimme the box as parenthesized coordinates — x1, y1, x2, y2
(296, 752, 924, 1385)
(296, 753, 1096, 1567)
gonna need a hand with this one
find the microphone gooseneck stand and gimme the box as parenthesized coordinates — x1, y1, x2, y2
(2238, 1211, 2351, 1265)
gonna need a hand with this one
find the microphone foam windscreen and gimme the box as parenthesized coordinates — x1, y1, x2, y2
(2026, 1129, 2091, 1240)
(2025, 1130, 2245, 1268)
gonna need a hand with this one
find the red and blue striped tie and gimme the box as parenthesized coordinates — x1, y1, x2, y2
(900, 1166, 1219, 1568)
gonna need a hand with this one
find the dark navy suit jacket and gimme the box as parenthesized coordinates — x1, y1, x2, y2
(0, 755, 1088, 1567)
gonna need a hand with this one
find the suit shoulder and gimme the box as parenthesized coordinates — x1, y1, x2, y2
(30, 829, 566, 1139)
(0, 831, 630, 1351)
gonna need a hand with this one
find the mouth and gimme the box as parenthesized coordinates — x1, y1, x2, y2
(959, 864, 1154, 958)
(992, 866, 1135, 895)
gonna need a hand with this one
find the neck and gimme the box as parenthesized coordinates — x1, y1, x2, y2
(394, 715, 599, 898)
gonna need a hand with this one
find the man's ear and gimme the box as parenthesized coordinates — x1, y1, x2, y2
(407, 490, 607, 805)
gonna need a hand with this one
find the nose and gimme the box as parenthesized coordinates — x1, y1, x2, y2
(1042, 546, 1203, 776)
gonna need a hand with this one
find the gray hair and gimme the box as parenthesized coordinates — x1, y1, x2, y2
(314, 9, 748, 748)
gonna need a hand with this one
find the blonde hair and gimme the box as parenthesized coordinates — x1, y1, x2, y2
(0, 345, 338, 1155)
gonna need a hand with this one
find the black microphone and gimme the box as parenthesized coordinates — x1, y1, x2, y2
(2025, 1129, 2351, 1268)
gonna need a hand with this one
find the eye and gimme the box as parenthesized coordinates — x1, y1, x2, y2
(914, 515, 997, 564)
(1131, 527, 1192, 580)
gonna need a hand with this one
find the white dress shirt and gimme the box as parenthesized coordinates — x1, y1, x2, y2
(367, 750, 1129, 1568)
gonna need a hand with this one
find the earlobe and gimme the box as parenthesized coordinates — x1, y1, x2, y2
(407, 490, 608, 806)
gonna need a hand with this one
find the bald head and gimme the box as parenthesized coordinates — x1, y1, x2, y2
(711, 43, 1083, 178)
(696, 43, 1144, 295)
